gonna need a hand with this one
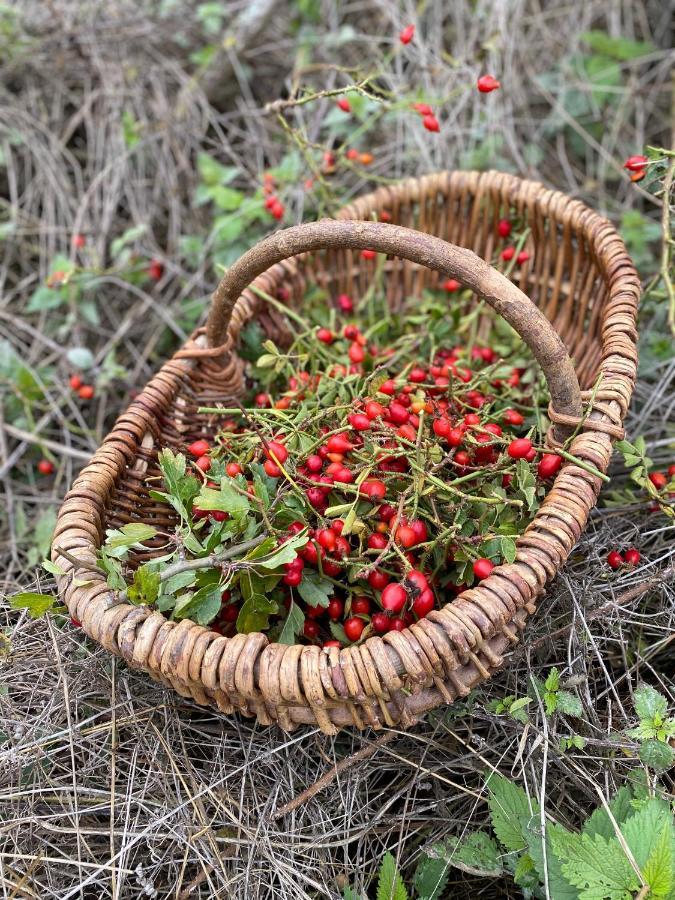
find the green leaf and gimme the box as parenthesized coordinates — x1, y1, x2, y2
(65, 346, 95, 370)
(210, 186, 245, 211)
(545, 667, 561, 692)
(621, 798, 674, 870)
(584, 788, 635, 840)
(296, 570, 333, 609)
(127, 564, 160, 606)
(110, 223, 147, 258)
(256, 532, 308, 570)
(376, 853, 408, 900)
(548, 829, 639, 900)
(9, 592, 58, 618)
(639, 739, 675, 772)
(104, 522, 158, 557)
(197, 153, 239, 187)
(99, 549, 126, 591)
(486, 773, 539, 854)
(27, 285, 65, 312)
(413, 854, 450, 900)
(556, 690, 584, 718)
(581, 30, 656, 60)
(342, 888, 363, 900)
(278, 600, 304, 645)
(195, 483, 251, 519)
(156, 448, 201, 521)
(634, 684, 668, 725)
(236, 593, 277, 634)
(433, 832, 503, 878)
(641, 822, 674, 900)
(122, 109, 140, 147)
(174, 582, 222, 625)
(522, 819, 579, 900)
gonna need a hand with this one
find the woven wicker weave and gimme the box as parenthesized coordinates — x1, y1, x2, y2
(51, 171, 639, 733)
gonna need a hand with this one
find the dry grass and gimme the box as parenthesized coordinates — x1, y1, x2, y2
(0, 1, 673, 898)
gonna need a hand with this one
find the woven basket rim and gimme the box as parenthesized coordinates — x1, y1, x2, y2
(51, 169, 640, 732)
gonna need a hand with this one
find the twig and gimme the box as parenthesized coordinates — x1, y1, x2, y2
(156, 534, 269, 583)
(272, 731, 397, 820)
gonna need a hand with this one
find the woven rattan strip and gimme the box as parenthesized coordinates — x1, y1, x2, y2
(52, 170, 640, 732)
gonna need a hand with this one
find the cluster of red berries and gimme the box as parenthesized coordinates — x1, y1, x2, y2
(606, 548, 641, 569)
(648, 465, 675, 491)
(262, 172, 285, 221)
(623, 155, 649, 183)
(68, 373, 95, 400)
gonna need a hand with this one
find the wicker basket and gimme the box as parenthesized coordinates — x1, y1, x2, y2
(52, 171, 639, 733)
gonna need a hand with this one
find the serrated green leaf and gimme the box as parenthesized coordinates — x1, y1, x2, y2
(545, 667, 561, 692)
(195, 482, 251, 519)
(556, 690, 584, 718)
(256, 532, 308, 570)
(634, 684, 668, 724)
(641, 822, 673, 900)
(376, 853, 408, 900)
(9, 592, 57, 618)
(549, 829, 639, 900)
(127, 564, 160, 606)
(522, 819, 579, 900)
(236, 593, 277, 634)
(486, 773, 539, 853)
(434, 832, 503, 878)
(156, 449, 201, 522)
(581, 30, 655, 60)
(639, 739, 675, 772)
(621, 798, 674, 870)
(584, 788, 635, 840)
(413, 854, 450, 900)
(297, 571, 333, 609)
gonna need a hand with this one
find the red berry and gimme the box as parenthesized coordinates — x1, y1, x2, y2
(405, 570, 428, 593)
(349, 342, 365, 363)
(255, 392, 271, 408)
(283, 569, 302, 587)
(211, 510, 228, 522)
(503, 408, 524, 426)
(331, 519, 344, 534)
(381, 583, 407, 613)
(303, 619, 320, 639)
(68, 374, 83, 390)
(348, 412, 371, 431)
(148, 259, 164, 281)
(390, 618, 406, 632)
(630, 169, 646, 183)
(37, 458, 54, 475)
(668, 465, 675, 478)
(410, 519, 428, 544)
(337, 97, 351, 113)
(473, 558, 494, 580)
(72, 233, 86, 249)
(221, 604, 239, 622)
(316, 528, 337, 553)
(395, 525, 417, 549)
(270, 202, 285, 220)
(361, 249, 376, 260)
(263, 459, 281, 478)
(412, 103, 433, 116)
(433, 417, 452, 439)
(649, 472, 667, 490)
(537, 453, 562, 479)
(368, 569, 390, 590)
(607, 550, 624, 570)
(623, 155, 648, 172)
(327, 434, 353, 454)
(389, 402, 409, 425)
(624, 548, 641, 566)
(327, 598, 344, 620)
(412, 589, 435, 618)
(323, 640, 341, 649)
(226, 462, 242, 477)
(195, 455, 211, 473)
(501, 247, 515, 262)
(447, 427, 464, 447)
(351, 596, 371, 615)
(345, 148, 360, 160)
(306, 454, 323, 473)
(265, 440, 288, 464)
(334, 466, 354, 483)
(484, 423, 502, 437)
(371, 611, 391, 634)
(454, 450, 470, 467)
(399, 23, 415, 44)
(368, 532, 388, 550)
(338, 294, 354, 313)
(344, 617, 365, 642)
(477, 74, 501, 93)
(422, 114, 440, 133)
(317, 327, 335, 344)
(443, 278, 461, 293)
(516, 250, 530, 265)
(78, 384, 95, 400)
(497, 219, 512, 238)
(188, 439, 210, 458)
(365, 400, 384, 419)
(361, 479, 386, 501)
(508, 438, 533, 459)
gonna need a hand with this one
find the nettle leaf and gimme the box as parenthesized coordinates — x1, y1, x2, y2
(640, 821, 674, 900)
(413, 854, 450, 900)
(620, 797, 674, 871)
(376, 852, 408, 900)
(486, 773, 539, 854)
(278, 600, 304, 645)
(9, 592, 60, 618)
(521, 819, 579, 900)
(195, 482, 251, 519)
(633, 684, 668, 725)
(544, 667, 561, 692)
(156, 448, 201, 521)
(174, 581, 222, 625)
(639, 739, 675, 772)
(104, 522, 158, 558)
(127, 564, 160, 606)
(583, 787, 635, 840)
(432, 832, 503, 878)
(297, 570, 333, 609)
(556, 690, 584, 718)
(548, 828, 639, 899)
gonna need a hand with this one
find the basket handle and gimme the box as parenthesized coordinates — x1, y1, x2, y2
(206, 219, 582, 442)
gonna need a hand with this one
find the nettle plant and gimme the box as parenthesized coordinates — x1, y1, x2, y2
(354, 773, 675, 900)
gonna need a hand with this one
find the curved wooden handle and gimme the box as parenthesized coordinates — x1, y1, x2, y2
(206, 219, 582, 442)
